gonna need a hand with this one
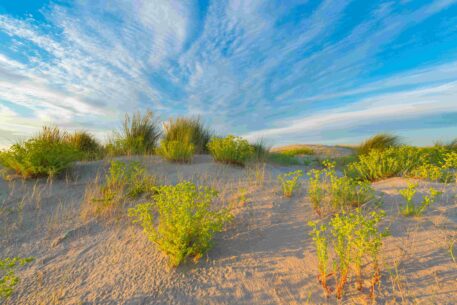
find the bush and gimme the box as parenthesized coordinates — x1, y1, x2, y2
(157, 140, 194, 163)
(278, 170, 303, 197)
(82, 161, 155, 219)
(0, 257, 33, 299)
(399, 183, 441, 216)
(358, 133, 400, 155)
(64, 131, 104, 160)
(346, 146, 426, 182)
(109, 110, 161, 155)
(309, 209, 387, 299)
(129, 181, 233, 267)
(162, 117, 211, 154)
(308, 161, 374, 215)
(0, 126, 80, 179)
(207, 135, 254, 166)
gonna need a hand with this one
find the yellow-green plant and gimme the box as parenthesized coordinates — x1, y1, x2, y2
(357, 133, 401, 156)
(207, 135, 254, 166)
(0, 257, 33, 299)
(157, 140, 195, 163)
(64, 130, 104, 160)
(128, 181, 233, 267)
(278, 170, 303, 197)
(399, 183, 441, 216)
(308, 222, 331, 296)
(162, 117, 211, 154)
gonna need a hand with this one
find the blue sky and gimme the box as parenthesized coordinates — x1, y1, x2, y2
(1, 0, 457, 148)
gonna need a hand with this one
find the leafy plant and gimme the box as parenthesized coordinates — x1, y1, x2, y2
(278, 170, 303, 197)
(162, 117, 211, 154)
(129, 181, 233, 267)
(308, 222, 331, 296)
(0, 126, 80, 179)
(357, 133, 401, 155)
(399, 183, 441, 216)
(308, 161, 374, 215)
(108, 110, 161, 155)
(0, 257, 33, 299)
(157, 140, 195, 163)
(207, 135, 254, 166)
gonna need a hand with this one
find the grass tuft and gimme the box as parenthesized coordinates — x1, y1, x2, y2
(162, 117, 211, 154)
(358, 133, 401, 156)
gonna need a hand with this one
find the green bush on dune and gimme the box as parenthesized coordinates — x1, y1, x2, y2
(64, 130, 104, 160)
(157, 140, 195, 163)
(162, 117, 211, 154)
(207, 135, 254, 166)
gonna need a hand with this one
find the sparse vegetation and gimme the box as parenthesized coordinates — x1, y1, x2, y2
(157, 140, 195, 163)
(0, 126, 80, 179)
(64, 130, 104, 160)
(399, 183, 441, 216)
(0, 257, 33, 299)
(277, 147, 315, 156)
(128, 181, 233, 267)
(267, 152, 302, 165)
(208, 135, 254, 166)
(108, 110, 161, 156)
(162, 117, 211, 154)
(357, 133, 401, 155)
(278, 170, 303, 197)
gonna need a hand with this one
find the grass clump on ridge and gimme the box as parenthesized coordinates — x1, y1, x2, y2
(107, 110, 161, 156)
(162, 117, 211, 154)
(157, 140, 195, 163)
(0, 126, 81, 179)
(64, 130, 104, 160)
(208, 135, 254, 166)
(129, 181, 233, 267)
(357, 133, 401, 156)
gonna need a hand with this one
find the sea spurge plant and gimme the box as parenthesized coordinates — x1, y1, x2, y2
(308, 222, 330, 296)
(278, 170, 303, 197)
(0, 257, 33, 299)
(399, 183, 442, 216)
(207, 135, 254, 166)
(129, 181, 233, 267)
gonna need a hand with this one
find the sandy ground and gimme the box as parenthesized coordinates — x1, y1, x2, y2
(1, 155, 456, 305)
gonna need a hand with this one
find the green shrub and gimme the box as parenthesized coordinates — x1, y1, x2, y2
(399, 183, 441, 216)
(129, 181, 233, 267)
(64, 130, 104, 160)
(278, 170, 303, 197)
(207, 135, 254, 166)
(157, 140, 195, 163)
(0, 257, 33, 299)
(162, 117, 211, 154)
(346, 146, 426, 181)
(109, 110, 161, 155)
(308, 161, 374, 215)
(0, 126, 80, 179)
(82, 161, 155, 218)
(309, 209, 387, 299)
(279, 147, 315, 156)
(358, 133, 401, 155)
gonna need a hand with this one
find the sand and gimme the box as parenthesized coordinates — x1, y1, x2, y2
(1, 155, 456, 304)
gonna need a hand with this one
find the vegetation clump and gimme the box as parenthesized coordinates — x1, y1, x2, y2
(357, 133, 401, 155)
(309, 208, 387, 300)
(157, 140, 195, 163)
(308, 161, 374, 215)
(0, 257, 33, 299)
(399, 183, 441, 216)
(278, 170, 303, 197)
(129, 181, 233, 267)
(162, 117, 211, 154)
(0, 126, 80, 179)
(108, 110, 161, 156)
(208, 135, 254, 166)
(64, 130, 104, 160)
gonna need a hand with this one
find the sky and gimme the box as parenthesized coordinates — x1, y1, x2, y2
(1, 0, 457, 148)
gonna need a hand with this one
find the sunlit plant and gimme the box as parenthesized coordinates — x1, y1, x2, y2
(278, 170, 303, 197)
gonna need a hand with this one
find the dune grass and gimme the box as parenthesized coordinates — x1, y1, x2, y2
(162, 117, 211, 154)
(64, 130, 104, 160)
(357, 133, 401, 155)
(157, 140, 195, 163)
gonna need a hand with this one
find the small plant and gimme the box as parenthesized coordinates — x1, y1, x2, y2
(278, 170, 303, 197)
(129, 181, 233, 267)
(108, 110, 161, 156)
(357, 133, 401, 155)
(399, 183, 441, 216)
(208, 135, 254, 166)
(0, 126, 80, 179)
(0, 257, 33, 299)
(157, 140, 195, 163)
(308, 222, 331, 296)
(162, 117, 211, 154)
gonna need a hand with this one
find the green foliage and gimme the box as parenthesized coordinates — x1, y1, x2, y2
(129, 181, 233, 267)
(347, 146, 426, 182)
(0, 257, 33, 299)
(0, 126, 80, 179)
(267, 152, 302, 165)
(84, 161, 155, 218)
(109, 110, 161, 155)
(399, 183, 441, 216)
(277, 147, 315, 156)
(157, 140, 195, 163)
(162, 117, 211, 154)
(250, 139, 270, 163)
(64, 130, 104, 160)
(207, 135, 254, 166)
(309, 209, 387, 299)
(278, 170, 303, 197)
(358, 133, 401, 155)
(308, 161, 374, 215)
